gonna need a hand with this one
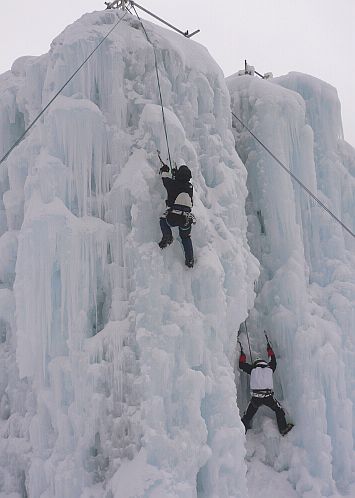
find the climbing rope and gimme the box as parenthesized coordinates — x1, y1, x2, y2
(1, 0, 351, 243)
(0, 10, 128, 168)
(131, 3, 173, 170)
(231, 111, 355, 239)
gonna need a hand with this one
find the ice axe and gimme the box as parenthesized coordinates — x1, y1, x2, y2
(264, 330, 272, 348)
(157, 149, 167, 169)
(238, 321, 253, 362)
(157, 149, 177, 179)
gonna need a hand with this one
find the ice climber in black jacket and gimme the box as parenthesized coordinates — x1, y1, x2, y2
(239, 343, 293, 435)
(159, 161, 194, 268)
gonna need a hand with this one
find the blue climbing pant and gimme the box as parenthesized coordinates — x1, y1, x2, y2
(160, 213, 193, 261)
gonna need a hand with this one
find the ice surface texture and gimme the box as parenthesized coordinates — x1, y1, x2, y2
(0, 10, 257, 498)
(228, 73, 355, 497)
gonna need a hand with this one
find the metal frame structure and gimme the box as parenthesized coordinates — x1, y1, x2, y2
(244, 59, 273, 80)
(104, 0, 200, 38)
(105, 0, 129, 9)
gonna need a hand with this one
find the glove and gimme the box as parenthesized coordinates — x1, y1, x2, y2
(160, 164, 169, 174)
(239, 352, 246, 363)
(267, 345, 274, 357)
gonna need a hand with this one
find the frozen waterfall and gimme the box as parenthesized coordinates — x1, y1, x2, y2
(0, 10, 257, 498)
(0, 6, 355, 498)
(228, 71, 355, 497)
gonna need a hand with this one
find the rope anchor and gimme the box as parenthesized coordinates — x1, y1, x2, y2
(105, 0, 200, 38)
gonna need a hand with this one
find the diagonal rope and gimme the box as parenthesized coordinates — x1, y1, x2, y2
(232, 111, 355, 239)
(0, 10, 128, 167)
(131, 3, 173, 169)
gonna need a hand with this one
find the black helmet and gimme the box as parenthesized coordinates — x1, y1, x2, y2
(175, 165, 191, 182)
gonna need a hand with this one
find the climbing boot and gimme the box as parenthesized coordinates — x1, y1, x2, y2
(158, 234, 173, 249)
(241, 416, 252, 433)
(280, 423, 294, 436)
(185, 258, 194, 268)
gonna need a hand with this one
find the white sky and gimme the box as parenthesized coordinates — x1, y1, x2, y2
(1, 0, 354, 146)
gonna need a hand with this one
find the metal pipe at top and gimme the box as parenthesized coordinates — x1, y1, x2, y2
(131, 1, 199, 38)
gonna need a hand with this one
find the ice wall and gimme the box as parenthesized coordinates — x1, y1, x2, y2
(227, 73, 355, 497)
(0, 10, 257, 498)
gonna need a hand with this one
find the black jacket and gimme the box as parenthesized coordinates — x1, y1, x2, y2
(239, 354, 276, 374)
(161, 174, 193, 212)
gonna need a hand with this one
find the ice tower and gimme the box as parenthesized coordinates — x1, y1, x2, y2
(0, 9, 257, 498)
(0, 6, 355, 498)
(228, 72, 355, 497)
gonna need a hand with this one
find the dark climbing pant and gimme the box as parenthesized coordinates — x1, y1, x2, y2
(160, 213, 193, 261)
(242, 395, 287, 433)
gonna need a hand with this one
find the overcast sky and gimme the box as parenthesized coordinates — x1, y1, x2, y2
(1, 0, 354, 146)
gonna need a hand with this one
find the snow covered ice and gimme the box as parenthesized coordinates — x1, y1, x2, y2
(227, 72, 355, 497)
(0, 9, 257, 498)
(0, 6, 355, 498)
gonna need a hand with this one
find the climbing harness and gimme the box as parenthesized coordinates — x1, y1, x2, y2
(0, 10, 128, 168)
(174, 211, 196, 227)
(231, 111, 355, 240)
(185, 212, 196, 225)
(162, 207, 196, 227)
